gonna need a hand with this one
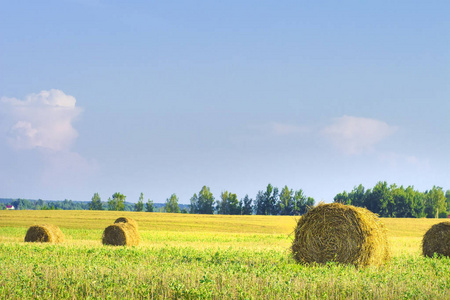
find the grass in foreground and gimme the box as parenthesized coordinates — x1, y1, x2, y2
(0, 243, 449, 299)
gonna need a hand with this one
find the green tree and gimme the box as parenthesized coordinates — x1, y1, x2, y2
(197, 186, 215, 214)
(12, 199, 33, 210)
(269, 185, 280, 215)
(392, 185, 427, 218)
(445, 190, 450, 212)
(334, 182, 431, 218)
(89, 193, 103, 210)
(217, 191, 240, 215)
(108, 192, 126, 211)
(145, 198, 154, 212)
(165, 193, 180, 213)
(349, 184, 365, 207)
(334, 191, 350, 205)
(107, 198, 113, 210)
(409, 186, 426, 218)
(189, 193, 198, 214)
(279, 185, 294, 215)
(255, 190, 265, 215)
(293, 189, 307, 215)
(61, 199, 72, 210)
(392, 186, 413, 218)
(365, 181, 393, 217)
(424, 186, 447, 218)
(216, 191, 227, 214)
(228, 193, 240, 215)
(306, 197, 315, 210)
(36, 199, 44, 210)
(255, 184, 279, 215)
(240, 194, 253, 215)
(135, 192, 144, 212)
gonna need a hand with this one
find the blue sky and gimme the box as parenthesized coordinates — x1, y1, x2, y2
(1, 0, 449, 204)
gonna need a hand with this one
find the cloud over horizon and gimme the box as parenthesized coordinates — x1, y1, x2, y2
(0, 89, 98, 191)
(1, 89, 81, 151)
(322, 115, 397, 155)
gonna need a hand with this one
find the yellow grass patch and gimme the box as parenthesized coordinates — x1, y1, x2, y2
(0, 210, 447, 257)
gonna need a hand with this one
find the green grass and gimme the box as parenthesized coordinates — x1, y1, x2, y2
(0, 210, 449, 299)
(1, 243, 449, 299)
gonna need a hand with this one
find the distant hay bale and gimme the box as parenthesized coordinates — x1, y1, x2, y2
(422, 222, 450, 258)
(291, 203, 390, 267)
(24, 224, 65, 244)
(102, 223, 140, 246)
(114, 217, 140, 242)
(114, 217, 139, 230)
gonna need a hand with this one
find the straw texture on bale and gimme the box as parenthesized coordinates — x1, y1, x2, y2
(114, 217, 139, 230)
(102, 223, 140, 246)
(292, 203, 390, 267)
(422, 221, 450, 258)
(24, 224, 65, 244)
(114, 217, 140, 243)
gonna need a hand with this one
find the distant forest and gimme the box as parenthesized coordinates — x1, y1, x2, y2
(0, 198, 185, 212)
(2, 181, 449, 218)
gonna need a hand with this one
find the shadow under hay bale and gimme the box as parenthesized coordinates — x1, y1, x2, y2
(24, 224, 65, 244)
(422, 221, 450, 258)
(102, 223, 140, 246)
(291, 203, 390, 267)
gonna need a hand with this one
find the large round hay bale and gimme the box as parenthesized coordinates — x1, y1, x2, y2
(114, 217, 139, 230)
(102, 223, 140, 246)
(422, 222, 450, 258)
(291, 203, 390, 267)
(24, 224, 65, 244)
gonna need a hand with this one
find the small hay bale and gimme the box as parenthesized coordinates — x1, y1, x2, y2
(24, 224, 65, 244)
(102, 223, 140, 246)
(422, 222, 450, 258)
(291, 203, 390, 267)
(114, 217, 139, 230)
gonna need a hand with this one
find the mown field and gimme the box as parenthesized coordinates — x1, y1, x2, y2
(0, 210, 449, 299)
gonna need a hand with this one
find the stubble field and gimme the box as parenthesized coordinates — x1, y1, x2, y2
(0, 210, 449, 299)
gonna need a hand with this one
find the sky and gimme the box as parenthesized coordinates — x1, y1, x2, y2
(1, 0, 449, 204)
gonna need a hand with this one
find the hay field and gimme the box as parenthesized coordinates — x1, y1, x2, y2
(0, 210, 449, 299)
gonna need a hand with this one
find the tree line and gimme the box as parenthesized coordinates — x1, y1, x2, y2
(4, 181, 449, 218)
(72, 183, 315, 215)
(188, 184, 315, 215)
(1, 197, 146, 211)
(334, 182, 450, 218)
(3, 198, 90, 211)
(91, 184, 316, 216)
(89, 192, 171, 212)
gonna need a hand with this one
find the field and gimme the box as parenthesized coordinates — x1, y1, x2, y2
(0, 210, 449, 299)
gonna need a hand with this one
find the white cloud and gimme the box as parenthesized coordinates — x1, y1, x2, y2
(1, 89, 81, 151)
(322, 115, 397, 155)
(0, 89, 98, 190)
